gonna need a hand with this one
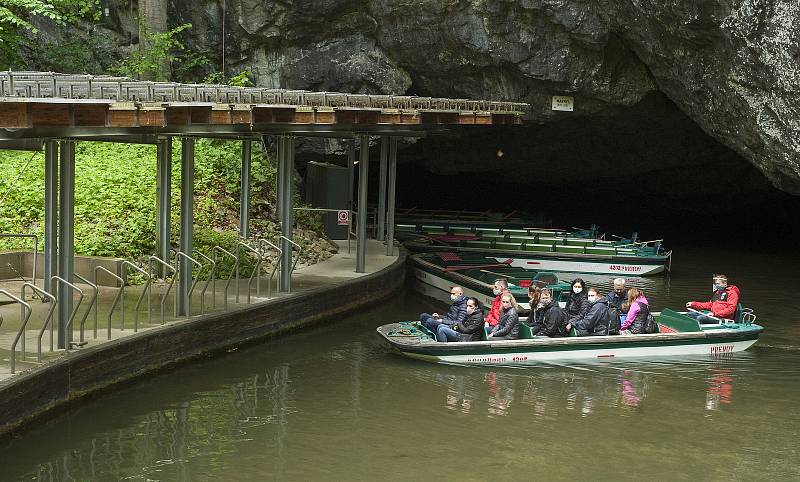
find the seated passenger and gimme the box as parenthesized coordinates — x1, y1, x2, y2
(487, 293, 519, 340)
(566, 287, 610, 336)
(420, 286, 467, 332)
(436, 297, 485, 342)
(565, 278, 591, 328)
(519, 285, 542, 317)
(484, 279, 510, 329)
(606, 278, 628, 313)
(528, 288, 567, 337)
(685, 274, 739, 324)
(620, 288, 650, 334)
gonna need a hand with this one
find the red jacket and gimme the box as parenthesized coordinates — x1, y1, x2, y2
(689, 285, 740, 319)
(484, 290, 509, 326)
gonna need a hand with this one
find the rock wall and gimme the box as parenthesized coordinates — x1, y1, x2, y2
(24, 0, 800, 193)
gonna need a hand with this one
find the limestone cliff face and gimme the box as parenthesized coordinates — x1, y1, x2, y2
(166, 0, 799, 193)
(30, 0, 800, 193)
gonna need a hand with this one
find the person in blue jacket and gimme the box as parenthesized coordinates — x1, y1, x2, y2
(420, 286, 467, 332)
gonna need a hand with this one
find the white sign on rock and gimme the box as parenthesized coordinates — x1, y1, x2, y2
(551, 95, 574, 112)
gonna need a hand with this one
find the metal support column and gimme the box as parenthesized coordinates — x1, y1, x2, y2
(279, 136, 294, 292)
(155, 137, 172, 276)
(356, 135, 369, 273)
(347, 139, 356, 211)
(177, 138, 194, 316)
(239, 140, 252, 238)
(43, 140, 58, 295)
(275, 136, 283, 219)
(386, 137, 398, 256)
(57, 140, 75, 348)
(376, 135, 388, 241)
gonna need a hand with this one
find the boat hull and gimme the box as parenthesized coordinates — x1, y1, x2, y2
(378, 323, 763, 365)
(405, 243, 669, 276)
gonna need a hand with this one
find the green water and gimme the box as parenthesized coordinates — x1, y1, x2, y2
(3, 247, 800, 481)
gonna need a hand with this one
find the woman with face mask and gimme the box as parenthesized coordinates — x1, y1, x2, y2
(436, 297, 485, 342)
(528, 288, 567, 337)
(564, 278, 590, 329)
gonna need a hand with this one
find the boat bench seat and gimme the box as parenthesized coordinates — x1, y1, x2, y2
(658, 308, 702, 332)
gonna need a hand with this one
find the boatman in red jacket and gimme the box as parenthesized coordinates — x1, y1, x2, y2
(685, 274, 740, 323)
(484, 279, 510, 329)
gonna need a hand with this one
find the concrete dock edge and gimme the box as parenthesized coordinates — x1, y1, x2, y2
(0, 250, 406, 438)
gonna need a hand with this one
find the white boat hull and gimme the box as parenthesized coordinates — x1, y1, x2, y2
(494, 257, 665, 276)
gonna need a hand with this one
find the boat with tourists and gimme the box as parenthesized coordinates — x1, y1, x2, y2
(410, 252, 572, 311)
(399, 223, 671, 276)
(377, 308, 763, 365)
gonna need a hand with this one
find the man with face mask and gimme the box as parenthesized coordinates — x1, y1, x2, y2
(484, 279, 510, 329)
(436, 297, 485, 342)
(566, 287, 610, 336)
(528, 288, 567, 337)
(685, 274, 740, 323)
(420, 286, 468, 332)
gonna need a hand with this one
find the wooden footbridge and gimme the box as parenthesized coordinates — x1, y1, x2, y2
(0, 71, 527, 353)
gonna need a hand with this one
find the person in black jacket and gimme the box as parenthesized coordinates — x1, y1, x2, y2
(567, 287, 610, 336)
(436, 298, 485, 342)
(565, 278, 590, 328)
(529, 288, 567, 337)
(488, 293, 520, 340)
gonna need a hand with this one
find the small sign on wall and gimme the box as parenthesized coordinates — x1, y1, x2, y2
(551, 95, 574, 112)
(337, 210, 350, 226)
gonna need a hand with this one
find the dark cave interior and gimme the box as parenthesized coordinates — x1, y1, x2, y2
(349, 92, 800, 251)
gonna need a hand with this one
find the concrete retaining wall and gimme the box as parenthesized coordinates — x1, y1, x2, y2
(0, 250, 406, 438)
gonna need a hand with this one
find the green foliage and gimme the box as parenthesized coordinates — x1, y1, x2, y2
(228, 69, 254, 87)
(0, 0, 97, 43)
(110, 23, 192, 81)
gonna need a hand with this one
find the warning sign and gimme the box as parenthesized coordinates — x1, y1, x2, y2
(337, 210, 350, 226)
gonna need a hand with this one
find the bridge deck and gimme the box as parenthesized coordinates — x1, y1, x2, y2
(0, 72, 527, 139)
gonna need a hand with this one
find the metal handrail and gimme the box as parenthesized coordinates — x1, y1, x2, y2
(175, 252, 202, 318)
(237, 241, 262, 304)
(278, 235, 303, 294)
(1, 289, 32, 374)
(93, 266, 123, 340)
(20, 283, 56, 362)
(212, 245, 237, 311)
(50, 276, 85, 349)
(148, 256, 176, 324)
(121, 260, 152, 331)
(258, 239, 282, 299)
(73, 273, 97, 343)
(0, 233, 38, 290)
(193, 250, 216, 314)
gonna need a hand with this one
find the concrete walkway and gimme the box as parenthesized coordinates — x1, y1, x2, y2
(0, 240, 398, 381)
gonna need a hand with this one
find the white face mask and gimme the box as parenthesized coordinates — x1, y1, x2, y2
(540, 298, 551, 307)
(587, 295, 597, 303)
(451, 294, 458, 301)
(493, 288, 502, 295)
(573, 286, 582, 294)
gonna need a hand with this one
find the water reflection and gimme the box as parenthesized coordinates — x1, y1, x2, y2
(705, 368, 734, 411)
